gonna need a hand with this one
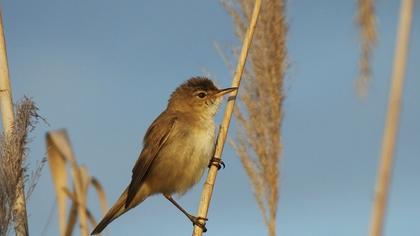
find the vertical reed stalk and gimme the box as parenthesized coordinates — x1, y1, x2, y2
(369, 0, 413, 235)
(0, 11, 29, 236)
(0, 13, 14, 135)
(191, 1, 262, 235)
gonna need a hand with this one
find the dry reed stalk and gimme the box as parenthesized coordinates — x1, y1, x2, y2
(65, 201, 78, 236)
(191, 0, 262, 235)
(356, 0, 377, 97)
(369, 0, 414, 235)
(46, 129, 109, 236)
(0, 11, 29, 236)
(0, 98, 39, 236)
(62, 188, 99, 229)
(222, 0, 287, 235)
(71, 165, 89, 236)
(46, 131, 68, 235)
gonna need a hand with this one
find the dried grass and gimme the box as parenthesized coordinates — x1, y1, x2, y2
(222, 0, 287, 235)
(356, 0, 377, 97)
(0, 97, 42, 235)
(46, 129, 109, 236)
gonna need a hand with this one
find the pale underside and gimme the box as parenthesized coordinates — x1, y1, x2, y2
(128, 113, 216, 208)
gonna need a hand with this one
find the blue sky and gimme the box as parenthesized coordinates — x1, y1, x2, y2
(1, 0, 419, 235)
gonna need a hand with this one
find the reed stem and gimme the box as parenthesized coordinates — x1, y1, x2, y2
(0, 11, 29, 236)
(369, 0, 413, 235)
(191, 0, 262, 235)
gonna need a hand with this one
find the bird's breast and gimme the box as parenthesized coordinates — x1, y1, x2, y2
(175, 122, 215, 192)
(148, 119, 216, 195)
(188, 123, 216, 163)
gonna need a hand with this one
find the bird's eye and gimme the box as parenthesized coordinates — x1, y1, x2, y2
(197, 92, 207, 98)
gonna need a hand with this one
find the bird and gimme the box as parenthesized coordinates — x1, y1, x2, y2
(91, 77, 236, 235)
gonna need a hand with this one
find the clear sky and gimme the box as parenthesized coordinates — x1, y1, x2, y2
(1, 0, 419, 235)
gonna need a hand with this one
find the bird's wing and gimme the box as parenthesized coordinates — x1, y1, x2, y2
(125, 114, 177, 208)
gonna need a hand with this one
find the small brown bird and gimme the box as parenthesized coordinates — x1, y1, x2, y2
(91, 77, 236, 235)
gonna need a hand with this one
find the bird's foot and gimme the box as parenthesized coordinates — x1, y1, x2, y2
(188, 214, 208, 232)
(208, 157, 225, 170)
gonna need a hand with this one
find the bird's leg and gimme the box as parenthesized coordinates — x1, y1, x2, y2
(208, 157, 225, 170)
(163, 194, 208, 232)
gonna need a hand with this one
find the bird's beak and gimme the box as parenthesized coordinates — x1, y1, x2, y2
(215, 87, 238, 97)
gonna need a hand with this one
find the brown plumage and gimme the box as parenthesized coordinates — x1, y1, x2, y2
(91, 77, 236, 235)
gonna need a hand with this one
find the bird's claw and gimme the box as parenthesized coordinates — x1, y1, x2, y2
(208, 157, 225, 170)
(191, 216, 208, 232)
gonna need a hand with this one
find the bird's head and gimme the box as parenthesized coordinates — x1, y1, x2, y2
(167, 77, 236, 118)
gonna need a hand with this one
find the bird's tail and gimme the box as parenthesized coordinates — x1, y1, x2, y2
(91, 185, 150, 235)
(91, 190, 127, 235)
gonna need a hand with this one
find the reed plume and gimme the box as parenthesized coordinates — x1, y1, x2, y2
(0, 98, 41, 235)
(356, 0, 377, 97)
(222, 0, 287, 235)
